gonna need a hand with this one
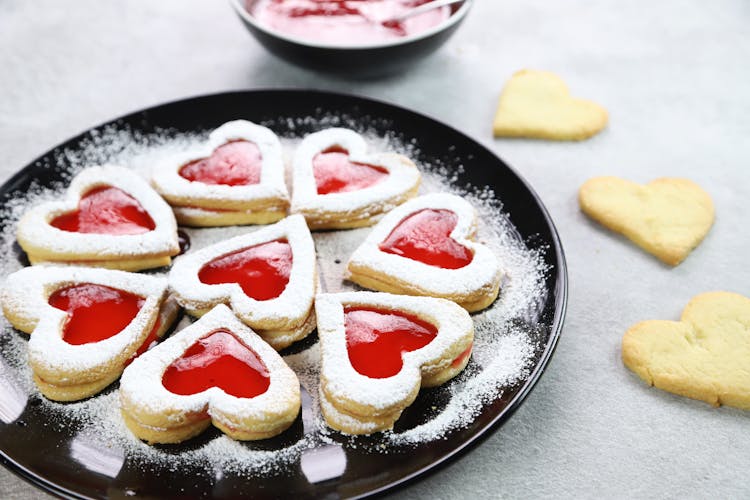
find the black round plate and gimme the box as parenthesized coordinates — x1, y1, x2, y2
(0, 90, 567, 499)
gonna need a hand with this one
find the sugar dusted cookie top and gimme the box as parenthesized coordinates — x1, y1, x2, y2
(579, 176, 714, 266)
(16, 165, 180, 269)
(151, 119, 289, 211)
(622, 291, 750, 410)
(290, 128, 420, 229)
(493, 69, 608, 141)
(169, 214, 316, 332)
(347, 193, 502, 312)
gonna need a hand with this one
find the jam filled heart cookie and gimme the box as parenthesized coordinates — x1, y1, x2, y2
(347, 193, 502, 312)
(622, 292, 750, 410)
(0, 266, 179, 401)
(493, 69, 608, 141)
(169, 214, 316, 350)
(579, 177, 714, 266)
(290, 128, 420, 229)
(16, 166, 180, 271)
(120, 304, 301, 444)
(152, 120, 290, 227)
(316, 292, 473, 434)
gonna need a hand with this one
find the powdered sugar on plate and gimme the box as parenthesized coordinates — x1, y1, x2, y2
(0, 115, 550, 472)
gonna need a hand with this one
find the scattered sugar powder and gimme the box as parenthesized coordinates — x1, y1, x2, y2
(0, 116, 550, 472)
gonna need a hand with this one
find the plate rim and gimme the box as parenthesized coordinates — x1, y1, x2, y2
(0, 88, 568, 500)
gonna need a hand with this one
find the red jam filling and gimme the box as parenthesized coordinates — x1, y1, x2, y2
(248, 0, 452, 45)
(179, 140, 262, 186)
(162, 329, 270, 398)
(50, 186, 155, 235)
(451, 344, 472, 368)
(378, 209, 473, 269)
(344, 307, 437, 378)
(49, 284, 145, 345)
(198, 240, 292, 301)
(130, 317, 162, 361)
(313, 146, 388, 195)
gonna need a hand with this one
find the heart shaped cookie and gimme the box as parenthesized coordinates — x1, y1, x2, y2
(290, 128, 420, 229)
(17, 166, 180, 271)
(347, 193, 502, 312)
(493, 69, 608, 141)
(622, 292, 750, 410)
(315, 292, 473, 435)
(579, 176, 714, 266)
(0, 266, 179, 401)
(152, 120, 290, 227)
(169, 214, 317, 349)
(120, 304, 301, 444)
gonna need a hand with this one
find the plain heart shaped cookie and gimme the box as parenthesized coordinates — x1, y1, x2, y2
(152, 120, 290, 227)
(290, 128, 421, 229)
(0, 266, 179, 401)
(169, 214, 317, 349)
(493, 69, 608, 141)
(347, 193, 502, 312)
(16, 166, 180, 271)
(579, 176, 714, 266)
(120, 304, 300, 444)
(622, 292, 750, 410)
(315, 292, 473, 435)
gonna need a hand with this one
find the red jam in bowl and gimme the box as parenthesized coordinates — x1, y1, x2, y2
(247, 0, 452, 45)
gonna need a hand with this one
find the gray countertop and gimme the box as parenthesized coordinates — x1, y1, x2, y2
(1, 1, 749, 498)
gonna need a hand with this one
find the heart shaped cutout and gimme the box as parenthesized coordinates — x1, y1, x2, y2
(316, 292, 473, 434)
(345, 306, 438, 379)
(120, 304, 301, 443)
(291, 128, 420, 229)
(622, 291, 750, 410)
(313, 146, 389, 194)
(197, 239, 292, 301)
(49, 283, 147, 345)
(152, 120, 289, 227)
(493, 69, 608, 141)
(50, 186, 156, 235)
(179, 140, 262, 186)
(348, 193, 502, 312)
(16, 166, 180, 271)
(162, 329, 270, 398)
(0, 266, 178, 401)
(170, 214, 317, 350)
(579, 176, 714, 266)
(378, 208, 473, 269)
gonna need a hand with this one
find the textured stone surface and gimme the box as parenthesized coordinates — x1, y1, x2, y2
(1, 0, 749, 498)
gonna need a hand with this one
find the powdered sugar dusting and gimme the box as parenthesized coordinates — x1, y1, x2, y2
(0, 115, 550, 472)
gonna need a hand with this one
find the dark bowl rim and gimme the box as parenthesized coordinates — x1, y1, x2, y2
(229, 0, 474, 51)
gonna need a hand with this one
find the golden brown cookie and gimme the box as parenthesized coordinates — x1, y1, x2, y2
(316, 292, 473, 435)
(16, 166, 180, 271)
(347, 193, 502, 312)
(1, 266, 179, 401)
(493, 69, 608, 140)
(290, 128, 420, 230)
(622, 291, 750, 410)
(152, 120, 289, 226)
(169, 214, 317, 350)
(579, 176, 714, 265)
(120, 305, 301, 444)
